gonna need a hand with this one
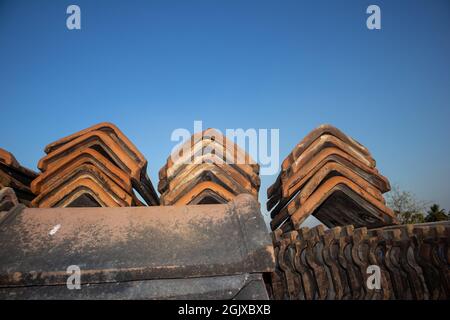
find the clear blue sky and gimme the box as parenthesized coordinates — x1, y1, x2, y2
(1, 0, 449, 218)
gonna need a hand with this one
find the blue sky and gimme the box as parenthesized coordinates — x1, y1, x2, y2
(1, 0, 449, 219)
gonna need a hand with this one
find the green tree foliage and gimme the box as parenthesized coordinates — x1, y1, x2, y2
(425, 204, 449, 222)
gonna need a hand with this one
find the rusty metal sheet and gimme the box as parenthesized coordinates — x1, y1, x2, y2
(0, 194, 274, 290)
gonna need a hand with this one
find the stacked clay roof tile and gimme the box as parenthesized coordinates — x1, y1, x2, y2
(268, 124, 398, 231)
(31, 122, 159, 208)
(158, 128, 260, 205)
(0, 148, 37, 206)
(268, 221, 450, 300)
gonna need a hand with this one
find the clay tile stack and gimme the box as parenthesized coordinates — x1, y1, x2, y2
(269, 222, 450, 300)
(158, 128, 260, 205)
(0, 148, 37, 206)
(268, 124, 397, 231)
(31, 122, 159, 208)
